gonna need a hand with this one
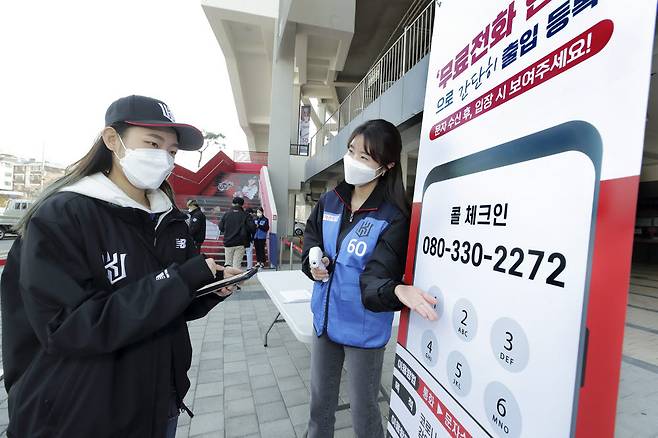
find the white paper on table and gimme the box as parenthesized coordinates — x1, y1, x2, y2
(280, 289, 312, 303)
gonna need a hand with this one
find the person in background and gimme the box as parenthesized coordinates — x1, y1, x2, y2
(0, 95, 243, 438)
(187, 199, 206, 250)
(253, 207, 270, 267)
(245, 208, 255, 269)
(219, 196, 256, 268)
(302, 119, 438, 438)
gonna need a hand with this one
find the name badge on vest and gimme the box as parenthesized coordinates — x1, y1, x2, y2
(323, 212, 340, 223)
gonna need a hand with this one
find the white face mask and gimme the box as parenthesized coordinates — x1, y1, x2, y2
(116, 135, 175, 190)
(343, 153, 383, 186)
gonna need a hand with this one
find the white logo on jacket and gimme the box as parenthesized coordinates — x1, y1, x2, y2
(155, 269, 170, 281)
(102, 252, 127, 285)
(176, 239, 187, 249)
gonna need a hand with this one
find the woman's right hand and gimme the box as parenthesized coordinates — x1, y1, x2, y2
(215, 266, 243, 297)
(394, 285, 438, 321)
(311, 257, 330, 281)
(203, 261, 241, 297)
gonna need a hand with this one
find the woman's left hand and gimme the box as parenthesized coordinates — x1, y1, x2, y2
(213, 266, 244, 297)
(394, 285, 438, 321)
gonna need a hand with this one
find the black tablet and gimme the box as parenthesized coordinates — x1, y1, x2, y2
(196, 266, 260, 297)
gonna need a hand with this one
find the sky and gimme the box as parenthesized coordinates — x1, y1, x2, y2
(0, 0, 248, 171)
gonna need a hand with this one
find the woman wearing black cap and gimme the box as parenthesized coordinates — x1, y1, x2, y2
(1, 95, 240, 438)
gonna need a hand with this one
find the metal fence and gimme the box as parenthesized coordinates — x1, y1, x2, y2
(279, 236, 303, 270)
(309, 0, 435, 156)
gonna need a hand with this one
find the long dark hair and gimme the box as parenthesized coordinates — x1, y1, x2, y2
(15, 122, 177, 235)
(347, 119, 410, 216)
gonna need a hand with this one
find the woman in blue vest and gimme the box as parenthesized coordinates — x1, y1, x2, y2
(302, 119, 438, 438)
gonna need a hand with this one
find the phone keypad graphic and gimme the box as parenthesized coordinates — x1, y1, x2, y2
(390, 122, 602, 438)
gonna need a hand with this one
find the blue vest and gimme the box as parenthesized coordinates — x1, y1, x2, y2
(311, 190, 397, 348)
(254, 218, 268, 240)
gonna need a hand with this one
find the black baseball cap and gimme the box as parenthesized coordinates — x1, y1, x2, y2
(105, 95, 204, 151)
(232, 197, 244, 206)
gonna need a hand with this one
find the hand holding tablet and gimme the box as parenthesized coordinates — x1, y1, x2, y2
(196, 266, 260, 298)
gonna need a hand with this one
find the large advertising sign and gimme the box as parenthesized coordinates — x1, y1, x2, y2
(390, 2, 657, 438)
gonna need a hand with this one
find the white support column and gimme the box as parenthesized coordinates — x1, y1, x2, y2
(295, 33, 308, 86)
(267, 23, 296, 236)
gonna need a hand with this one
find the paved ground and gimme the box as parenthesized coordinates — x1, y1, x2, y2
(0, 263, 655, 437)
(615, 265, 658, 438)
(170, 277, 397, 438)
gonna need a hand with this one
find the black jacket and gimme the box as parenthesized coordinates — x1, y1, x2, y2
(219, 207, 257, 247)
(301, 181, 408, 312)
(188, 208, 206, 247)
(0, 191, 224, 438)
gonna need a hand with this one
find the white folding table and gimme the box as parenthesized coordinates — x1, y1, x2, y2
(257, 270, 400, 346)
(257, 270, 315, 346)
